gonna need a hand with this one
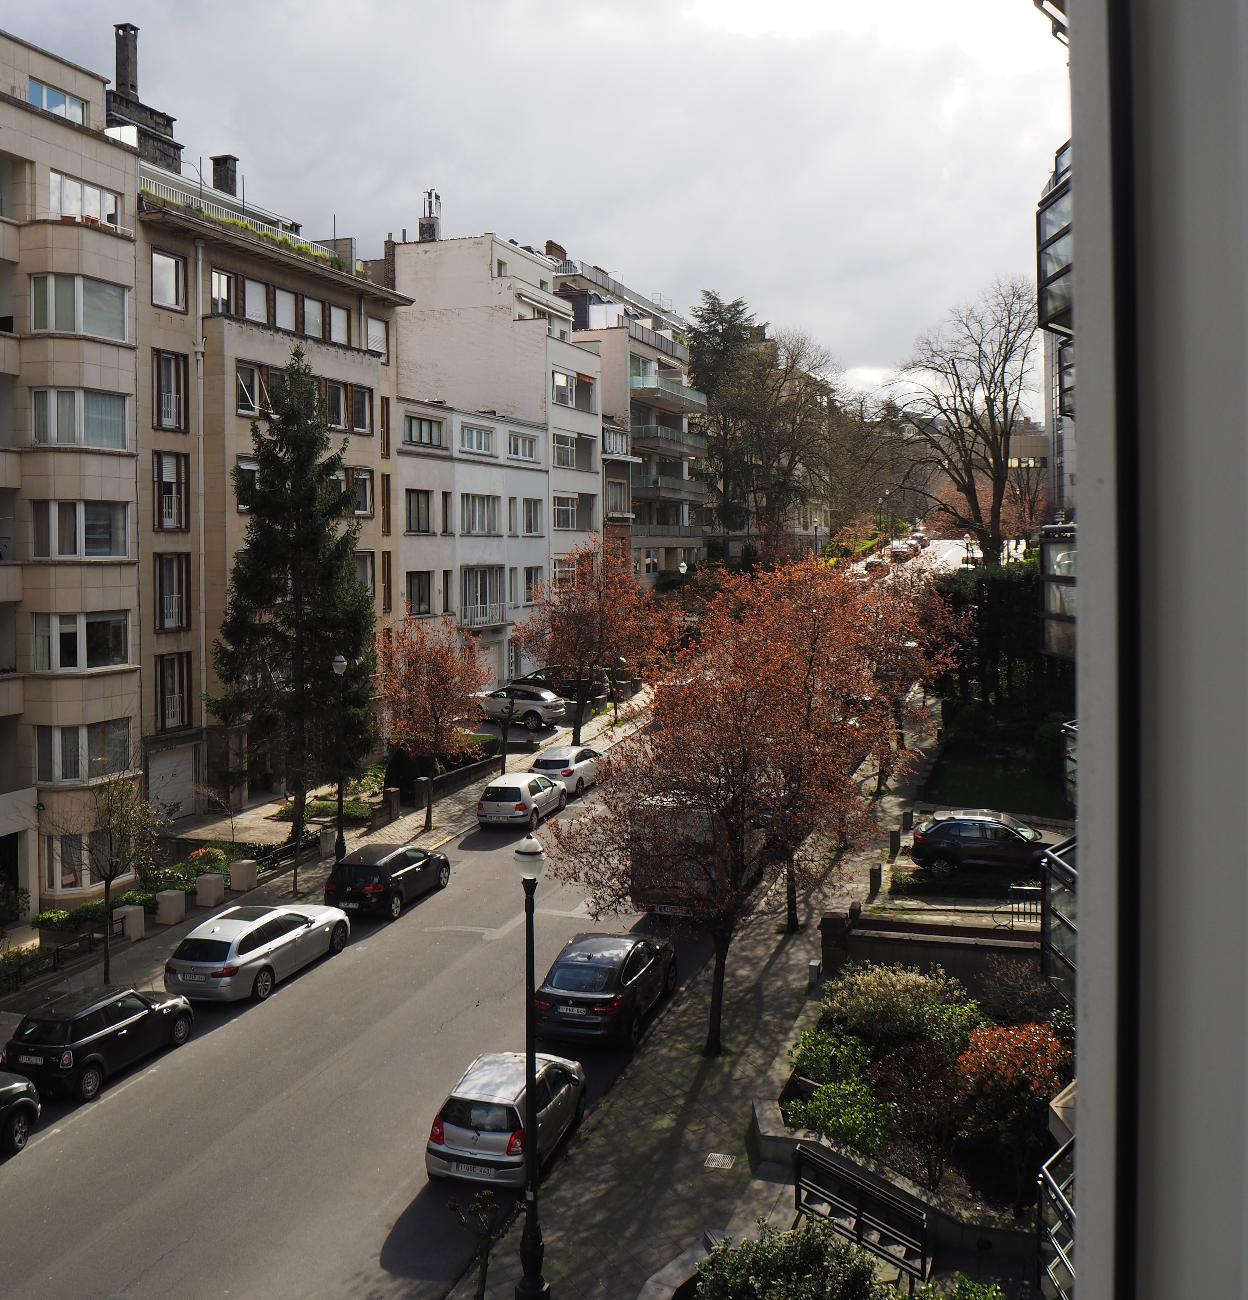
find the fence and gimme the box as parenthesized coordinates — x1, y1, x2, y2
(1, 914, 124, 994)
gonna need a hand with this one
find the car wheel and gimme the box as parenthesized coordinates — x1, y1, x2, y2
(664, 956, 678, 996)
(523, 711, 542, 731)
(388, 893, 403, 921)
(1, 1107, 32, 1154)
(169, 1012, 192, 1048)
(625, 1015, 642, 1050)
(557, 789, 567, 811)
(574, 778, 585, 797)
(329, 922, 349, 954)
(437, 860, 451, 890)
(927, 854, 956, 878)
(77, 1063, 104, 1103)
(528, 810, 539, 832)
(252, 966, 275, 1001)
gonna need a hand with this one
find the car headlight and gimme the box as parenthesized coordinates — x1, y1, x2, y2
(58, 1051, 73, 1069)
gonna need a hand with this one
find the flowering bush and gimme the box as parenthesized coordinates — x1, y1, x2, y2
(822, 963, 981, 1052)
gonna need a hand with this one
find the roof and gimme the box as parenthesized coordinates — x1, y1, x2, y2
(559, 934, 636, 963)
(452, 1051, 579, 1103)
(24, 985, 134, 1019)
(339, 843, 407, 867)
(182, 904, 278, 941)
(535, 746, 589, 762)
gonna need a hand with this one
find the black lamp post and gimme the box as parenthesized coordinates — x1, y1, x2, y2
(332, 653, 347, 862)
(515, 833, 550, 1300)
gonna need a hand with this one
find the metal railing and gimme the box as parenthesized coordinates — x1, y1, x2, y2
(158, 391, 181, 429)
(630, 423, 708, 455)
(1039, 1137, 1075, 1300)
(631, 470, 707, 496)
(1, 914, 125, 994)
(555, 260, 687, 340)
(161, 593, 184, 628)
(993, 883, 1043, 929)
(602, 428, 632, 458)
(626, 318, 689, 363)
(632, 523, 702, 539)
(629, 374, 707, 410)
(163, 693, 186, 728)
(159, 496, 185, 530)
(460, 602, 507, 628)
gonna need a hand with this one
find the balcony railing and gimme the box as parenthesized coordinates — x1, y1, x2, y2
(1039, 1138, 1075, 1300)
(629, 374, 707, 412)
(159, 495, 185, 530)
(1041, 836, 1077, 1008)
(161, 593, 184, 629)
(631, 470, 707, 497)
(632, 523, 702, 539)
(163, 693, 186, 729)
(602, 427, 633, 458)
(630, 424, 708, 455)
(159, 391, 182, 429)
(460, 602, 507, 629)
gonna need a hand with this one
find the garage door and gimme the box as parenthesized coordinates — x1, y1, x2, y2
(148, 745, 196, 819)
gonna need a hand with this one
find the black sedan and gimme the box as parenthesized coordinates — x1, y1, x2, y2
(324, 842, 451, 920)
(0, 1071, 40, 1154)
(1, 985, 193, 1102)
(534, 934, 677, 1050)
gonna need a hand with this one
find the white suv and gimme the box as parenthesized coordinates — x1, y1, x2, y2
(479, 685, 567, 731)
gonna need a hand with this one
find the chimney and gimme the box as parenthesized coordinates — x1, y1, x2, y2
(114, 23, 139, 99)
(210, 154, 238, 196)
(418, 188, 441, 243)
(545, 239, 567, 262)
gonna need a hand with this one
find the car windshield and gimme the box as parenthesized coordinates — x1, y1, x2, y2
(172, 938, 231, 963)
(533, 759, 568, 771)
(548, 963, 615, 993)
(483, 787, 522, 802)
(441, 1098, 519, 1132)
(998, 814, 1041, 840)
(12, 1018, 68, 1046)
(915, 819, 937, 834)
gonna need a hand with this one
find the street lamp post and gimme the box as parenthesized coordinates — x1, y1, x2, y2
(962, 533, 974, 568)
(332, 653, 347, 862)
(514, 834, 550, 1300)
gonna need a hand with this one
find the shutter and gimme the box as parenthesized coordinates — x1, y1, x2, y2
(380, 396, 390, 457)
(381, 551, 392, 614)
(154, 554, 164, 629)
(381, 473, 391, 535)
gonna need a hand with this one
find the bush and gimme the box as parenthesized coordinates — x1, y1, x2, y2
(783, 1078, 895, 1156)
(696, 1219, 887, 1300)
(116, 889, 158, 914)
(347, 763, 387, 799)
(822, 963, 979, 1053)
(31, 908, 75, 931)
(790, 1027, 871, 1086)
(912, 1280, 1005, 1300)
(187, 846, 228, 873)
(0, 945, 55, 990)
(0, 886, 30, 925)
(145, 863, 198, 894)
(274, 797, 372, 823)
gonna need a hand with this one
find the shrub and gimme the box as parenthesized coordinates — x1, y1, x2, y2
(274, 797, 372, 823)
(783, 1078, 895, 1156)
(116, 889, 158, 914)
(31, 908, 75, 931)
(696, 1219, 887, 1300)
(790, 1027, 871, 1086)
(823, 963, 979, 1053)
(0, 886, 30, 925)
(0, 945, 55, 990)
(187, 846, 228, 872)
(912, 1280, 1005, 1300)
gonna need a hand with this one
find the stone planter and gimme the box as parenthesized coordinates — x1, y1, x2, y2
(230, 858, 258, 891)
(115, 904, 145, 941)
(195, 874, 225, 907)
(155, 890, 186, 926)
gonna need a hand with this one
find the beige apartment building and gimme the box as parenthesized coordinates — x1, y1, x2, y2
(0, 30, 141, 915)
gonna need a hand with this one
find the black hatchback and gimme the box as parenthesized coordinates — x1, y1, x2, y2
(534, 935, 677, 1050)
(323, 842, 451, 921)
(1, 985, 194, 1102)
(0, 1071, 40, 1154)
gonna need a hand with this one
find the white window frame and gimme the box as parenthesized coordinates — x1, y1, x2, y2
(33, 611, 130, 672)
(554, 433, 577, 469)
(210, 268, 234, 316)
(552, 370, 574, 407)
(49, 171, 120, 226)
(351, 387, 372, 433)
(235, 457, 257, 512)
(236, 362, 265, 415)
(351, 468, 373, 516)
(32, 389, 127, 449)
(461, 424, 494, 455)
(31, 274, 127, 340)
(355, 551, 376, 597)
(329, 304, 349, 345)
(151, 250, 186, 310)
(244, 277, 268, 323)
(523, 498, 544, 536)
(366, 315, 388, 360)
(303, 297, 323, 338)
(274, 287, 297, 332)
(325, 381, 346, 430)
(29, 77, 86, 125)
(607, 479, 629, 515)
(508, 431, 538, 461)
(553, 558, 577, 587)
(155, 350, 184, 429)
(32, 500, 129, 560)
(461, 494, 500, 536)
(553, 495, 577, 530)
(37, 719, 132, 785)
(404, 416, 442, 447)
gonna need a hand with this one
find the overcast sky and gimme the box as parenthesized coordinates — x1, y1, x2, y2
(14, 1, 1068, 395)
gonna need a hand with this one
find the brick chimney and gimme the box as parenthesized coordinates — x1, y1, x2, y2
(211, 154, 238, 196)
(115, 23, 139, 99)
(545, 239, 567, 262)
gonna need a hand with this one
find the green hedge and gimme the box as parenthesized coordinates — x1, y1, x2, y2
(0, 945, 55, 990)
(273, 797, 372, 824)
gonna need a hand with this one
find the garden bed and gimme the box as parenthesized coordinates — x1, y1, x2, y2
(888, 865, 1039, 901)
(921, 747, 1069, 820)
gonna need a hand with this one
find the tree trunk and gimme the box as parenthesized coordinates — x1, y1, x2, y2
(102, 876, 112, 984)
(785, 855, 799, 933)
(572, 680, 590, 745)
(291, 787, 306, 897)
(475, 1244, 489, 1300)
(500, 706, 512, 776)
(703, 921, 735, 1057)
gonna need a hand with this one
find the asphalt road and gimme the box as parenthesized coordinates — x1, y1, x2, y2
(0, 800, 708, 1299)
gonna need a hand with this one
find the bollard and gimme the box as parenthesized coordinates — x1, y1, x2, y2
(869, 863, 882, 897)
(230, 858, 258, 891)
(901, 809, 913, 833)
(807, 959, 821, 992)
(889, 828, 901, 858)
(319, 826, 336, 860)
(416, 776, 433, 832)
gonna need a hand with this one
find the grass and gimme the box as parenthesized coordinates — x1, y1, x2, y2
(922, 749, 1071, 820)
(889, 865, 1038, 900)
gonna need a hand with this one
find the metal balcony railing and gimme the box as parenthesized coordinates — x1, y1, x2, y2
(631, 470, 707, 496)
(630, 423, 708, 455)
(161, 593, 183, 629)
(163, 693, 185, 728)
(602, 428, 632, 458)
(1039, 1137, 1075, 1300)
(1041, 836, 1078, 1008)
(632, 523, 701, 539)
(460, 602, 507, 628)
(629, 374, 707, 411)
(159, 391, 181, 429)
(159, 495, 185, 530)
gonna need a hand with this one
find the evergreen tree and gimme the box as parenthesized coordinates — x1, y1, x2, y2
(210, 348, 375, 894)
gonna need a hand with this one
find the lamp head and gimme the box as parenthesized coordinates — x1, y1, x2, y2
(332, 654, 348, 676)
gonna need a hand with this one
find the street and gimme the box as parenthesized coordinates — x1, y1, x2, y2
(0, 801, 707, 1299)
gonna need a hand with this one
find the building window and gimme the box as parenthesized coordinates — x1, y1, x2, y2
(381, 472, 391, 534)
(553, 434, 577, 469)
(32, 501, 128, 559)
(508, 432, 538, 461)
(406, 570, 432, 616)
(523, 498, 543, 536)
(45, 835, 100, 892)
(351, 468, 373, 515)
(329, 304, 349, 345)
(157, 651, 192, 731)
(28, 77, 86, 124)
(644, 548, 660, 575)
(553, 559, 577, 587)
(153, 350, 187, 430)
(607, 480, 629, 515)
(508, 567, 518, 605)
(244, 277, 268, 323)
(552, 370, 573, 407)
(303, 297, 323, 339)
(406, 489, 432, 533)
(31, 274, 126, 340)
(210, 268, 235, 316)
(442, 570, 453, 613)
(404, 416, 442, 447)
(355, 551, 376, 597)
(496, 259, 508, 277)
(33, 389, 126, 449)
(34, 612, 129, 672)
(49, 171, 119, 225)
(553, 496, 577, 530)
(462, 566, 504, 622)
(461, 424, 494, 454)
(37, 720, 131, 785)
(155, 553, 191, 631)
(351, 387, 372, 433)
(321, 381, 344, 429)
(461, 494, 500, 535)
(151, 250, 186, 310)
(235, 457, 257, 510)
(524, 566, 543, 603)
(1008, 455, 1049, 469)
(367, 316, 388, 360)
(508, 497, 517, 535)
(154, 451, 190, 531)
(274, 288, 296, 332)
(237, 362, 264, 415)
(442, 492, 454, 534)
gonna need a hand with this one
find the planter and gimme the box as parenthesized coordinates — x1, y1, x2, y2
(81, 215, 100, 227)
(59, 214, 78, 223)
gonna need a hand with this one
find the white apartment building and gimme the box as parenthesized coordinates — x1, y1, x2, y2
(393, 397, 548, 685)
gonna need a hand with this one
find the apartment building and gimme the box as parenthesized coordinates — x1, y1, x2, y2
(1037, 140, 1074, 518)
(0, 30, 141, 916)
(552, 252, 706, 584)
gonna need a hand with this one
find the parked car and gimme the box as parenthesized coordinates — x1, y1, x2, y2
(479, 685, 567, 731)
(911, 531, 930, 548)
(889, 542, 913, 562)
(324, 842, 451, 920)
(909, 809, 1050, 876)
(534, 934, 677, 1049)
(0, 1071, 40, 1153)
(530, 745, 603, 797)
(163, 903, 349, 1003)
(906, 538, 922, 555)
(511, 666, 609, 703)
(1, 986, 193, 1102)
(425, 1051, 586, 1186)
(476, 773, 566, 830)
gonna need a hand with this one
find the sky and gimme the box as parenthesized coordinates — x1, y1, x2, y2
(12, 1, 1069, 396)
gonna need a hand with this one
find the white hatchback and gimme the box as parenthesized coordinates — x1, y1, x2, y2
(530, 746, 603, 797)
(476, 773, 567, 831)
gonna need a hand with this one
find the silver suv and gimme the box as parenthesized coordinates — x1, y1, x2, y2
(425, 1051, 586, 1186)
(478, 685, 567, 731)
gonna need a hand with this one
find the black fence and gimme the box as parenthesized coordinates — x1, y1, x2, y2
(1, 914, 125, 995)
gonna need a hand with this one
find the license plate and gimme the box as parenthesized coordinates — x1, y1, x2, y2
(561, 1005, 588, 1016)
(653, 904, 689, 916)
(452, 1162, 495, 1178)
(17, 1054, 41, 1065)
(342, 902, 360, 910)
(180, 973, 207, 983)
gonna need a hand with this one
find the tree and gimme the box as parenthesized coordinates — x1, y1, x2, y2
(449, 1189, 519, 1300)
(210, 347, 376, 896)
(512, 536, 661, 744)
(893, 278, 1040, 564)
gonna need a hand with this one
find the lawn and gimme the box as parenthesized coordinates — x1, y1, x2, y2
(922, 748, 1071, 820)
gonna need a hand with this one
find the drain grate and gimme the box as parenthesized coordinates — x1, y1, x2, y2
(704, 1152, 736, 1170)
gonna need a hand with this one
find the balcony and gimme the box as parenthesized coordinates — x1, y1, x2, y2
(630, 424, 708, 456)
(158, 494, 186, 531)
(0, 449, 17, 491)
(632, 523, 702, 539)
(163, 692, 187, 730)
(460, 602, 507, 629)
(629, 374, 707, 414)
(631, 469, 707, 499)
(602, 427, 640, 461)
(1041, 836, 1077, 1008)
(1039, 1138, 1075, 1300)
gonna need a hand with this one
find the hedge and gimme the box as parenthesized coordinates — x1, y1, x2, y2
(273, 797, 372, 823)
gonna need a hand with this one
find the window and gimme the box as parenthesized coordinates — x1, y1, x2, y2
(461, 424, 494, 454)
(351, 468, 373, 515)
(509, 432, 538, 461)
(329, 304, 349, 345)
(155, 553, 191, 630)
(37, 722, 125, 784)
(461, 494, 500, 535)
(380, 397, 390, 459)
(442, 569, 453, 613)
(462, 566, 504, 619)
(153, 350, 187, 430)
(318, 381, 343, 429)
(154, 451, 190, 531)
(49, 171, 119, 225)
(355, 551, 375, 596)
(381, 472, 391, 534)
(28, 77, 86, 124)
(508, 497, 517, 535)
(553, 558, 577, 586)
(86, 612, 128, 668)
(273, 288, 296, 331)
(303, 297, 323, 338)
(45, 835, 96, 892)
(406, 570, 432, 615)
(151, 251, 185, 309)
(508, 567, 518, 605)
(644, 548, 660, 575)
(496, 259, 508, 277)
(404, 416, 442, 446)
(236, 363, 263, 415)
(523, 498, 543, 535)
(406, 489, 432, 533)
(367, 316, 388, 360)
(607, 480, 629, 515)
(351, 386, 372, 433)
(442, 492, 454, 534)
(381, 550, 392, 613)
(34, 612, 129, 671)
(552, 370, 574, 407)
(235, 457, 257, 510)
(524, 566, 543, 603)
(210, 268, 234, 315)
(33, 389, 126, 449)
(32, 274, 126, 340)
(244, 278, 268, 323)
(32, 501, 127, 558)
(553, 495, 577, 530)
(157, 652, 192, 730)
(554, 434, 577, 468)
